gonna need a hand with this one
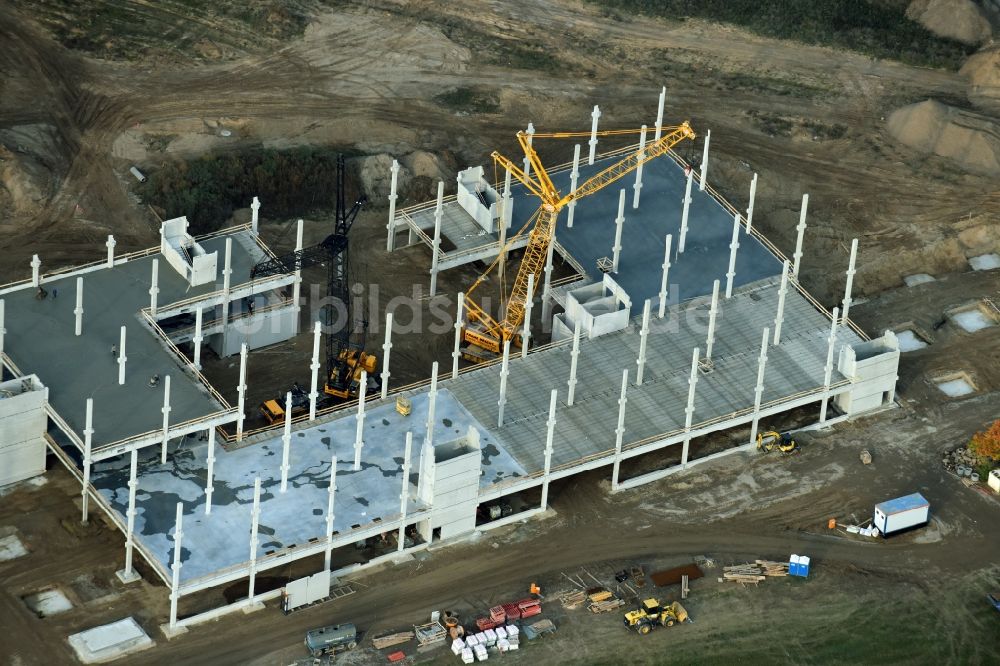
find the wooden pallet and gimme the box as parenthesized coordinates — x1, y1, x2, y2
(560, 590, 587, 609)
(587, 588, 613, 603)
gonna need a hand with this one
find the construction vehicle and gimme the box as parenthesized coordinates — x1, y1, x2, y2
(462, 122, 696, 361)
(253, 155, 378, 420)
(260, 384, 310, 424)
(304, 622, 357, 657)
(623, 598, 688, 634)
(756, 430, 799, 454)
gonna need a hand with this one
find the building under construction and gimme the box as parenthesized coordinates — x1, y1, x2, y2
(0, 95, 900, 630)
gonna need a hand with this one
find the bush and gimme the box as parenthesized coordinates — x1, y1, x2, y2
(969, 419, 1000, 462)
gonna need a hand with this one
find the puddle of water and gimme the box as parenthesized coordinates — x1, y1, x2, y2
(936, 378, 975, 397)
(969, 253, 1000, 271)
(896, 330, 927, 352)
(951, 309, 995, 333)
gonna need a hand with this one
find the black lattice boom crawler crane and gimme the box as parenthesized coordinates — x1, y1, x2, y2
(252, 155, 378, 424)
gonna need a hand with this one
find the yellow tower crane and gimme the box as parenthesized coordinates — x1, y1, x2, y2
(462, 122, 697, 359)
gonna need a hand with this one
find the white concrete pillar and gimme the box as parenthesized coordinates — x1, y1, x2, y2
(205, 427, 216, 515)
(309, 320, 321, 419)
(497, 341, 511, 427)
(117, 325, 127, 385)
(748, 327, 770, 447)
(121, 449, 139, 581)
(705, 280, 720, 361)
(679, 168, 693, 254)
(725, 212, 741, 298)
(280, 391, 293, 492)
(292, 219, 304, 319)
(612, 189, 626, 273)
(636, 300, 651, 385)
(681, 347, 700, 467)
(658, 235, 673, 319)
(521, 273, 535, 359)
(0, 299, 5, 355)
(247, 477, 261, 601)
(30, 254, 41, 288)
(699, 129, 711, 192)
(773, 261, 790, 345)
(160, 375, 171, 464)
(566, 320, 581, 407)
(632, 125, 647, 209)
(540, 389, 558, 511)
(250, 196, 261, 235)
(820, 308, 840, 423)
(353, 370, 367, 471)
(611, 369, 628, 490)
(451, 298, 463, 380)
(324, 456, 337, 571)
(841, 238, 858, 325)
(793, 194, 809, 278)
(654, 86, 666, 142)
(500, 167, 512, 246)
(588, 105, 601, 165)
(74, 279, 83, 336)
(106, 235, 116, 268)
(168, 502, 184, 628)
(382, 311, 394, 398)
(386, 161, 400, 252)
(397, 432, 412, 552)
(221, 238, 233, 330)
(149, 259, 159, 316)
(567, 144, 581, 228)
(81, 398, 93, 524)
(425, 362, 439, 449)
(522, 122, 535, 178)
(192, 307, 203, 370)
(541, 239, 555, 324)
(236, 343, 248, 441)
(429, 181, 444, 297)
(746, 173, 758, 233)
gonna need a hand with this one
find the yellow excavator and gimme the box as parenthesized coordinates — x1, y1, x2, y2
(756, 430, 799, 454)
(623, 598, 688, 634)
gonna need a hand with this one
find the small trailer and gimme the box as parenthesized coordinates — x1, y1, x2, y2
(873, 493, 929, 537)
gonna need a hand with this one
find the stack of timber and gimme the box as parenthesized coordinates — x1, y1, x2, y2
(588, 597, 625, 613)
(722, 560, 789, 584)
(372, 631, 414, 649)
(560, 590, 587, 609)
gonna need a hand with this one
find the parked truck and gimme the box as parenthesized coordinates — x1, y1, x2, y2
(304, 623, 357, 657)
(873, 493, 929, 536)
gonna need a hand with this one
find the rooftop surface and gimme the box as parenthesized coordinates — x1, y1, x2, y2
(1, 230, 264, 448)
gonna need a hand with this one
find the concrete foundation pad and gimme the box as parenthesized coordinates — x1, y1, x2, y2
(23, 587, 73, 617)
(115, 568, 142, 584)
(68, 617, 154, 663)
(969, 253, 1000, 271)
(390, 552, 416, 565)
(158, 622, 189, 640)
(903, 273, 936, 287)
(0, 534, 28, 561)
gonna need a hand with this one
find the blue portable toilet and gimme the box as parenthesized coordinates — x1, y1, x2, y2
(789, 554, 800, 576)
(799, 555, 810, 578)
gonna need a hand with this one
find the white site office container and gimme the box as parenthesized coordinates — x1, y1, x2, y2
(873, 493, 929, 536)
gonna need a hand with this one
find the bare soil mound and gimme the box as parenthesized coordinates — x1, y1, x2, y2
(961, 47, 1000, 111)
(907, 0, 992, 45)
(886, 99, 1000, 174)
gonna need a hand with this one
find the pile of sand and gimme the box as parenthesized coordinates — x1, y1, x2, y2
(906, 0, 992, 45)
(886, 99, 1000, 174)
(961, 47, 1000, 111)
(356, 153, 411, 201)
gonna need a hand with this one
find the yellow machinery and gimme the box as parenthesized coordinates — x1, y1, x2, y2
(462, 122, 697, 359)
(323, 348, 378, 400)
(623, 598, 688, 634)
(756, 430, 799, 454)
(260, 384, 310, 425)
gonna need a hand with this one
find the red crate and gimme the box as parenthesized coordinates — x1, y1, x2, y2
(502, 602, 521, 621)
(387, 651, 406, 662)
(518, 599, 542, 618)
(490, 605, 506, 623)
(475, 617, 498, 631)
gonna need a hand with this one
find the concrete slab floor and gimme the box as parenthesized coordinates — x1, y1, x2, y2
(91, 388, 525, 583)
(68, 616, 154, 664)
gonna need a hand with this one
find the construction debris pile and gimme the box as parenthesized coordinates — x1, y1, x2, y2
(944, 446, 984, 482)
(722, 559, 791, 585)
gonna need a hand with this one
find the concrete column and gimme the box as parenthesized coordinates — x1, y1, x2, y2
(588, 105, 601, 165)
(106, 235, 116, 268)
(74, 279, 83, 336)
(567, 144, 581, 228)
(705, 280, 720, 361)
(636, 300, 651, 385)
(221, 238, 233, 331)
(497, 341, 511, 427)
(292, 219, 304, 320)
(498, 169, 511, 290)
(429, 181, 444, 297)
(382, 311, 394, 398)
(793, 194, 809, 278)
(521, 273, 535, 359)
(522, 122, 535, 178)
(168, 502, 184, 629)
(117, 325, 127, 385)
(679, 168, 693, 254)
(611, 369, 628, 490)
(397, 432, 412, 553)
(773, 261, 790, 345)
(324, 457, 337, 571)
(725, 212, 741, 298)
(160, 375, 171, 464)
(192, 307, 203, 370)
(566, 321, 581, 407)
(654, 86, 666, 142)
(681, 347, 700, 467)
(699, 129, 711, 192)
(540, 389, 557, 511)
(451, 298, 463, 380)
(149, 259, 159, 316)
(541, 239, 555, 325)
(309, 321, 321, 419)
(280, 391, 293, 492)
(81, 398, 93, 524)
(425, 362, 439, 449)
(119, 448, 140, 582)
(386, 160, 400, 252)
(250, 196, 261, 235)
(632, 125, 647, 209)
(30, 254, 41, 287)
(612, 189, 626, 273)
(746, 173, 758, 233)
(748, 327, 770, 447)
(205, 427, 216, 515)
(236, 343, 248, 441)
(658, 235, 673, 319)
(841, 238, 858, 325)
(353, 370, 367, 471)
(820, 308, 840, 423)
(247, 477, 261, 601)
(0, 299, 5, 355)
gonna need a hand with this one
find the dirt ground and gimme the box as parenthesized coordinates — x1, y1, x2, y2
(2, 0, 1000, 664)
